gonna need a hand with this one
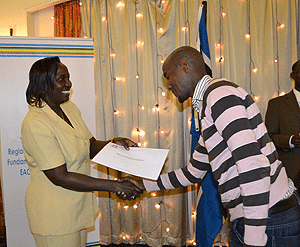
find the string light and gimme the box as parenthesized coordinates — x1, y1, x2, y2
(151, 192, 157, 197)
(277, 23, 285, 29)
(279, 91, 285, 96)
(116, 1, 125, 9)
(252, 67, 257, 73)
(102, 16, 106, 22)
(155, 104, 160, 111)
(222, 11, 226, 17)
(274, 57, 278, 63)
(155, 203, 161, 209)
(166, 227, 170, 232)
(182, 26, 187, 31)
(136, 13, 143, 18)
(245, 33, 250, 39)
(253, 95, 260, 101)
(158, 27, 164, 33)
(158, 86, 166, 96)
(137, 40, 144, 47)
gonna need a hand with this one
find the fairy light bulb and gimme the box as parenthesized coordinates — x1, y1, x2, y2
(278, 23, 285, 29)
(137, 142, 141, 147)
(116, 1, 125, 8)
(245, 33, 250, 39)
(79, 2, 82, 5)
(151, 192, 157, 197)
(161, 91, 166, 96)
(140, 105, 144, 110)
(139, 236, 143, 240)
(252, 67, 258, 73)
(182, 26, 187, 31)
(102, 16, 106, 22)
(166, 227, 170, 232)
(158, 27, 164, 33)
(192, 212, 196, 218)
(136, 13, 142, 18)
(219, 56, 224, 63)
(160, 58, 164, 64)
(110, 52, 116, 57)
(274, 57, 278, 63)
(137, 40, 144, 46)
(136, 74, 139, 79)
(216, 42, 221, 47)
(155, 203, 160, 209)
(222, 11, 226, 17)
(123, 205, 129, 209)
(133, 204, 138, 209)
(51, 16, 54, 20)
(279, 91, 285, 96)
(160, 130, 164, 134)
(155, 104, 160, 111)
(254, 95, 260, 101)
(114, 110, 119, 115)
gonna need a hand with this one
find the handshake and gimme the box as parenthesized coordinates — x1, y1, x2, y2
(114, 176, 145, 201)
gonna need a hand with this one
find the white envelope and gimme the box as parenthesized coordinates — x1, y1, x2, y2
(92, 142, 169, 180)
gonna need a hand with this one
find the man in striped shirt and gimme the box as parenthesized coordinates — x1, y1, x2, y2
(122, 46, 300, 247)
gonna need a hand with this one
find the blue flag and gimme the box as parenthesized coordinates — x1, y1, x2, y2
(193, 3, 223, 247)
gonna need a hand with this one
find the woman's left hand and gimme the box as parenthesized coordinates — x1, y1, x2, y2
(111, 137, 138, 150)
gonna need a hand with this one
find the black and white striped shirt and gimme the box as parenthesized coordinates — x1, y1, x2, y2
(143, 77, 289, 246)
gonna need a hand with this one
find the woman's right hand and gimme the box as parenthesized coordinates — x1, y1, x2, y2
(115, 179, 144, 200)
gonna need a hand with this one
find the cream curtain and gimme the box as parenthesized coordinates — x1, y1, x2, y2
(80, 0, 299, 246)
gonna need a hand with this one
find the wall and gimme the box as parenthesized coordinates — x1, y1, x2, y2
(0, 0, 66, 36)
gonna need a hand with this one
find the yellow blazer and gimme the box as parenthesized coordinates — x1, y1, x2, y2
(21, 101, 99, 235)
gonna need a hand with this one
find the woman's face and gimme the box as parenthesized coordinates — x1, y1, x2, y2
(45, 62, 72, 108)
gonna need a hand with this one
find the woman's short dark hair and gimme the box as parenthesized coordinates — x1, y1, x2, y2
(26, 56, 61, 107)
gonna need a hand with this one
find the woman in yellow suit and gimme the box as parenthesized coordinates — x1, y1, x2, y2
(21, 56, 142, 247)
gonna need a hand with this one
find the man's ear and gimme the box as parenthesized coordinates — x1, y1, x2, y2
(291, 72, 296, 80)
(181, 60, 189, 74)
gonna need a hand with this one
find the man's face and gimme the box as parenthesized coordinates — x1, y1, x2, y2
(291, 61, 300, 91)
(163, 61, 193, 103)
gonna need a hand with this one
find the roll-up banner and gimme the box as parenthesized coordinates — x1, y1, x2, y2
(0, 37, 100, 246)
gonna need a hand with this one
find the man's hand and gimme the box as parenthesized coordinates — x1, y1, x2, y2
(115, 179, 144, 200)
(118, 176, 145, 191)
(112, 137, 138, 150)
(291, 135, 300, 148)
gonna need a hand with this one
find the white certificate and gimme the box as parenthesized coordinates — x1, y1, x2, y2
(92, 142, 169, 180)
